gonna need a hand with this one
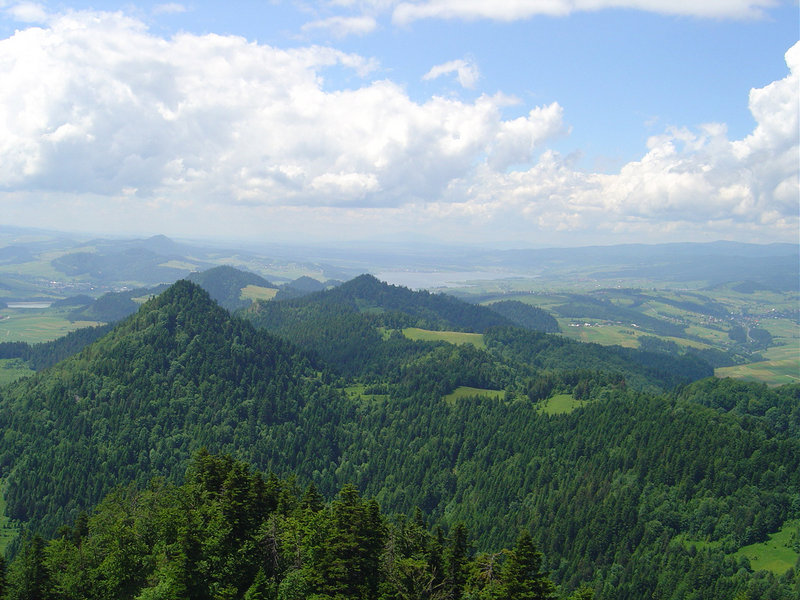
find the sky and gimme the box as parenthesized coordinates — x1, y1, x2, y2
(0, 1, 798, 248)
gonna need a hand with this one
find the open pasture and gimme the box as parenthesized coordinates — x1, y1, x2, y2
(538, 393, 587, 415)
(240, 285, 279, 302)
(444, 386, 503, 405)
(0, 308, 101, 343)
(403, 327, 486, 349)
(734, 519, 800, 575)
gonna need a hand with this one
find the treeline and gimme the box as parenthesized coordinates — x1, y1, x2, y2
(484, 327, 712, 393)
(486, 300, 560, 333)
(0, 324, 113, 371)
(0, 451, 576, 600)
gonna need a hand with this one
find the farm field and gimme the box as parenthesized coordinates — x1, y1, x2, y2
(716, 344, 800, 385)
(0, 308, 101, 343)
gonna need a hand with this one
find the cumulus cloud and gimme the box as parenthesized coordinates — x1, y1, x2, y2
(6, 1, 49, 23)
(153, 4, 187, 15)
(392, 0, 779, 24)
(0, 10, 563, 212)
(422, 58, 480, 89)
(452, 41, 799, 241)
(0, 10, 795, 244)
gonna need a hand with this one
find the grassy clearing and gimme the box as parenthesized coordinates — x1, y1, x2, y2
(240, 285, 279, 302)
(444, 386, 503, 405)
(716, 358, 800, 386)
(0, 480, 19, 555)
(734, 519, 800, 574)
(0, 359, 35, 386)
(538, 393, 587, 415)
(558, 323, 643, 348)
(343, 383, 389, 403)
(403, 328, 486, 349)
(0, 309, 102, 343)
(158, 260, 201, 270)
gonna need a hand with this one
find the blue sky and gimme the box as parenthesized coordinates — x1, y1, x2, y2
(0, 1, 797, 247)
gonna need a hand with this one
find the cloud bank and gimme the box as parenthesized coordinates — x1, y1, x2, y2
(0, 10, 796, 244)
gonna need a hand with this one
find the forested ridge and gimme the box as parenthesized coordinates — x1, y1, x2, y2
(0, 277, 798, 598)
(0, 452, 572, 600)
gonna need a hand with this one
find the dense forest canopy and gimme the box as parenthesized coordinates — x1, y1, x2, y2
(0, 277, 797, 599)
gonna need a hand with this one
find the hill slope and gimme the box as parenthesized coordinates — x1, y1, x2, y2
(0, 281, 339, 534)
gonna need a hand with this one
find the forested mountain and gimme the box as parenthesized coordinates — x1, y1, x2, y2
(486, 300, 561, 333)
(2, 452, 568, 600)
(0, 279, 797, 598)
(0, 324, 113, 371)
(187, 265, 277, 311)
(246, 275, 712, 391)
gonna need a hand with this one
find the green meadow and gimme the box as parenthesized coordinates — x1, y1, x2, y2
(402, 327, 486, 349)
(240, 284, 279, 302)
(734, 519, 800, 574)
(0, 309, 101, 343)
(0, 480, 19, 554)
(537, 393, 587, 415)
(0, 358, 35, 386)
(444, 386, 503, 405)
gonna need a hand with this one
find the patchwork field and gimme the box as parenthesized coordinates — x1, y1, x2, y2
(716, 343, 800, 385)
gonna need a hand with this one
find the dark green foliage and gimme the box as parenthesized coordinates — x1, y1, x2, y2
(187, 265, 276, 311)
(552, 295, 685, 337)
(6, 535, 50, 600)
(729, 325, 748, 344)
(748, 327, 773, 348)
(0, 278, 797, 599)
(69, 285, 169, 322)
(3, 453, 557, 600)
(51, 248, 196, 286)
(0, 281, 326, 534)
(485, 327, 712, 392)
(256, 274, 514, 334)
(487, 301, 560, 333)
(499, 531, 556, 600)
(0, 323, 113, 372)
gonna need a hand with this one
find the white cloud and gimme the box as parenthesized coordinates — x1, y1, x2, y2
(0, 11, 562, 212)
(392, 0, 779, 24)
(6, 2, 48, 23)
(302, 15, 378, 37)
(422, 58, 480, 89)
(450, 41, 799, 241)
(153, 4, 187, 16)
(0, 10, 795, 245)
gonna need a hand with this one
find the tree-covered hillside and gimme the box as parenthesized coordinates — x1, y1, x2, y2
(0, 279, 797, 598)
(1, 452, 571, 600)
